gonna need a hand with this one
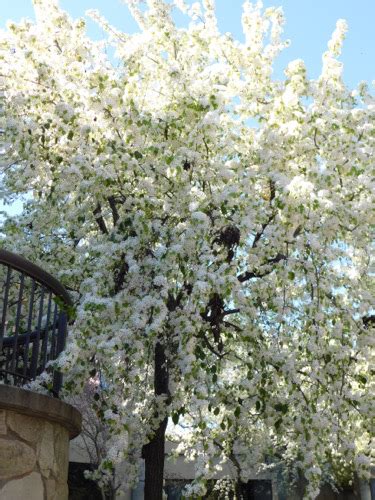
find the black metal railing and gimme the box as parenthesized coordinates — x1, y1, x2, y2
(0, 249, 72, 396)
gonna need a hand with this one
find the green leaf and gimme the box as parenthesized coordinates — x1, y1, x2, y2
(172, 413, 179, 425)
(67, 130, 74, 140)
(275, 418, 282, 431)
(195, 346, 205, 360)
(256, 400, 261, 411)
(274, 403, 288, 414)
(324, 354, 332, 363)
(234, 406, 241, 418)
(357, 374, 367, 385)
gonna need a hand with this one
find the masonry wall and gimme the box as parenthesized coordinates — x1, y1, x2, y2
(0, 385, 81, 500)
(0, 408, 69, 499)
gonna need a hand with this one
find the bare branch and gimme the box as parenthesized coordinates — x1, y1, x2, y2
(237, 253, 287, 283)
(223, 308, 240, 316)
(202, 332, 225, 359)
(313, 127, 320, 149)
(223, 320, 242, 333)
(252, 212, 275, 248)
(54, 39, 62, 53)
(107, 196, 120, 226)
(93, 203, 108, 235)
(113, 253, 128, 294)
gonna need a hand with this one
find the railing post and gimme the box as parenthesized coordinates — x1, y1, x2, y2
(30, 288, 45, 380)
(52, 310, 68, 396)
(0, 266, 11, 352)
(10, 273, 25, 375)
(22, 278, 36, 380)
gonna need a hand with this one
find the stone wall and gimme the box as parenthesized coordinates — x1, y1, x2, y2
(0, 386, 81, 500)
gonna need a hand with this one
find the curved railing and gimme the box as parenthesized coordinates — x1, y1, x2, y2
(0, 249, 72, 396)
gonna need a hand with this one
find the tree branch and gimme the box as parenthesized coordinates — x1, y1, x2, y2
(252, 212, 275, 248)
(223, 308, 240, 316)
(201, 332, 225, 359)
(108, 196, 120, 226)
(237, 253, 287, 283)
(93, 203, 108, 234)
(113, 253, 128, 294)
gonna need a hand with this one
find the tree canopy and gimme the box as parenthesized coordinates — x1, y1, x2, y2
(0, 1, 374, 498)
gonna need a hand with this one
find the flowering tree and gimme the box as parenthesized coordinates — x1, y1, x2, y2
(69, 377, 122, 499)
(0, 0, 374, 498)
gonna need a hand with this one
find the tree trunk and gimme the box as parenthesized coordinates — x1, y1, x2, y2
(143, 340, 169, 500)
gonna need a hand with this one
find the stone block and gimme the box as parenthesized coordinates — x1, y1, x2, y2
(45, 478, 56, 500)
(37, 421, 55, 478)
(0, 410, 6, 435)
(0, 438, 36, 480)
(53, 425, 69, 481)
(0, 471, 44, 500)
(53, 481, 68, 500)
(7, 410, 44, 443)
